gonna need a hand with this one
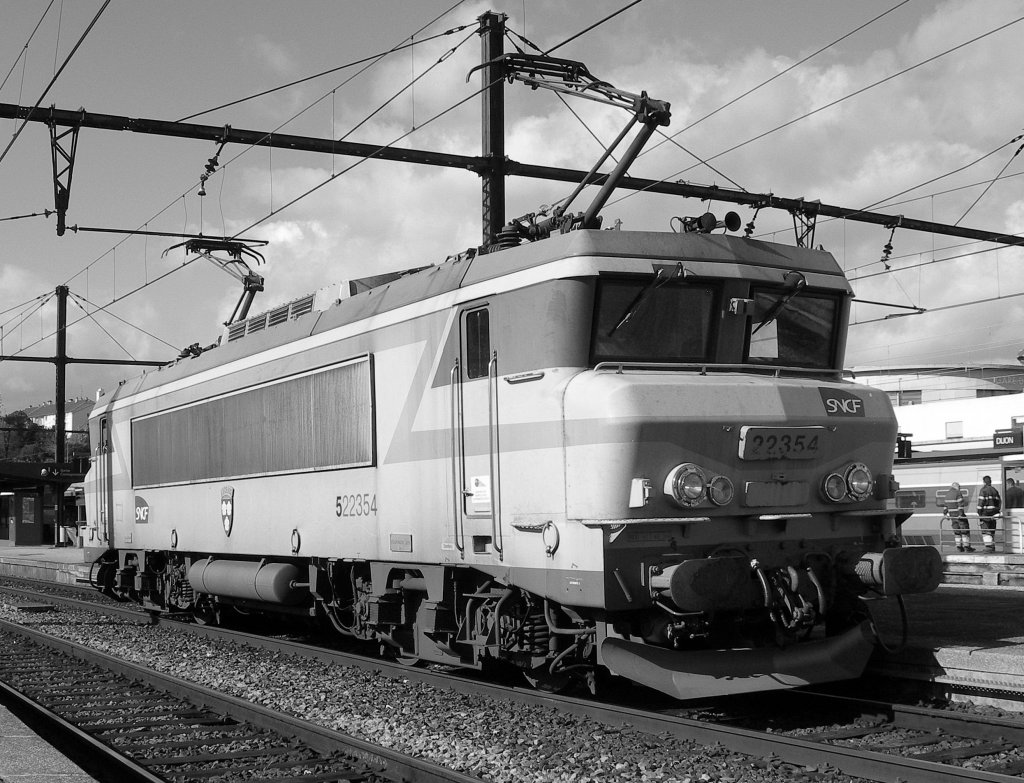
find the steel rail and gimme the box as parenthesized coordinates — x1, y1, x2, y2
(0, 677, 165, 783)
(0, 615, 485, 783)
(4, 580, 1023, 782)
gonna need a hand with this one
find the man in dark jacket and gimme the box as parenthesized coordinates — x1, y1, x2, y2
(977, 475, 1002, 553)
(1005, 477, 1024, 510)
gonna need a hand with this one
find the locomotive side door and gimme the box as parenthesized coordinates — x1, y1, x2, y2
(93, 415, 114, 547)
(454, 305, 504, 559)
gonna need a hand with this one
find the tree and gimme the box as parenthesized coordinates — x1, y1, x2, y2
(0, 411, 54, 462)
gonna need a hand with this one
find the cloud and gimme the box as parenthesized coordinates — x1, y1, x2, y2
(4, 0, 1024, 410)
(242, 33, 300, 78)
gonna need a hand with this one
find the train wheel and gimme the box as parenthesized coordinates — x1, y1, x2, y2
(522, 664, 573, 694)
(394, 652, 425, 668)
(192, 595, 220, 626)
(380, 637, 424, 668)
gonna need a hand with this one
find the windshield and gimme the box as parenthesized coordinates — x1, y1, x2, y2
(591, 277, 716, 364)
(746, 288, 839, 368)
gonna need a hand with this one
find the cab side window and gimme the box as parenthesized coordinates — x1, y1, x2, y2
(465, 309, 490, 379)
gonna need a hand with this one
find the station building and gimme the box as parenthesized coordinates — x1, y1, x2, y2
(1, 398, 90, 547)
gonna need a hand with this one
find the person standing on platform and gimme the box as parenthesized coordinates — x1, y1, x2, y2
(977, 475, 1002, 553)
(1005, 477, 1024, 510)
(942, 481, 974, 552)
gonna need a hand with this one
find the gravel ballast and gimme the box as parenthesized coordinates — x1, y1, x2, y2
(0, 597, 874, 783)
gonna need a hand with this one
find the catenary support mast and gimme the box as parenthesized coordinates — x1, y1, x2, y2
(479, 11, 507, 247)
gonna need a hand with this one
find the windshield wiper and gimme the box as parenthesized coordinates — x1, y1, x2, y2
(751, 270, 806, 335)
(608, 263, 689, 336)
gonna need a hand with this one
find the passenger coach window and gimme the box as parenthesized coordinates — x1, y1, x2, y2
(591, 278, 715, 364)
(746, 289, 838, 369)
(465, 308, 490, 379)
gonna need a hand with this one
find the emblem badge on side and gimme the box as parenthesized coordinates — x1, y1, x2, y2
(221, 487, 234, 537)
(135, 496, 150, 524)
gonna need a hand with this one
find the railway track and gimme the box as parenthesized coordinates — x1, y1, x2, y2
(0, 611, 485, 783)
(3, 578, 1024, 782)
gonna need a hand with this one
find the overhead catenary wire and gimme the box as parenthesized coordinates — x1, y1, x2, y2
(504, 28, 620, 163)
(4, 7, 484, 366)
(639, 0, 912, 159)
(606, 13, 1024, 211)
(336, 27, 478, 146)
(851, 286, 1024, 326)
(176, 1, 468, 122)
(953, 133, 1024, 226)
(2, 77, 499, 361)
(4, 5, 1019, 384)
(215, 0, 657, 240)
(69, 290, 179, 352)
(55, 3, 474, 294)
(0, 0, 55, 94)
(865, 137, 1023, 216)
(0, 0, 110, 167)
(68, 291, 140, 361)
(841, 169, 1024, 273)
(846, 325, 1024, 365)
(849, 239, 1011, 283)
(541, 0, 645, 56)
(0, 293, 51, 321)
(230, 75, 502, 240)
(1, 255, 202, 363)
(0, 292, 56, 356)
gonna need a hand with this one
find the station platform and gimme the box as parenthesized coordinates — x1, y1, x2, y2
(0, 703, 98, 783)
(866, 583, 1024, 709)
(0, 543, 93, 586)
(1, 545, 1023, 711)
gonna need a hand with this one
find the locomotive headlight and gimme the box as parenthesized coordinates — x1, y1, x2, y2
(845, 463, 874, 501)
(708, 475, 734, 506)
(822, 473, 847, 503)
(664, 463, 708, 507)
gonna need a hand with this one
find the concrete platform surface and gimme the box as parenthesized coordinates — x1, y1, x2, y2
(867, 583, 1024, 705)
(0, 545, 93, 586)
(0, 704, 98, 783)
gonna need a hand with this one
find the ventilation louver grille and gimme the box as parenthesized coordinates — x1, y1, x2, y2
(226, 294, 318, 342)
(291, 295, 314, 318)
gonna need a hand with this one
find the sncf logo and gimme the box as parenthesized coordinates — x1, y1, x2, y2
(819, 388, 866, 417)
(135, 496, 150, 523)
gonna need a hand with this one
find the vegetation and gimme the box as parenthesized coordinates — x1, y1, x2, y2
(0, 411, 89, 463)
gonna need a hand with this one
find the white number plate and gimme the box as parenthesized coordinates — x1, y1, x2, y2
(738, 426, 825, 460)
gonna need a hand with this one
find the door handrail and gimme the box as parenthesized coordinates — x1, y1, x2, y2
(488, 350, 503, 560)
(450, 359, 465, 558)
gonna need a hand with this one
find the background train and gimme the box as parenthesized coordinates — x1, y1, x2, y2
(891, 448, 1024, 552)
(82, 220, 942, 699)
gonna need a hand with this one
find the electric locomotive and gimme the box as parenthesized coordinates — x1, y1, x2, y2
(83, 222, 941, 698)
(83, 50, 941, 699)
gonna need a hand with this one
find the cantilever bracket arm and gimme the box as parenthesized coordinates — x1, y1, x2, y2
(789, 200, 821, 248)
(48, 108, 83, 237)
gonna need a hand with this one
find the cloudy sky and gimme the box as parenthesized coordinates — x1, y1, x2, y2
(1, 0, 1022, 412)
